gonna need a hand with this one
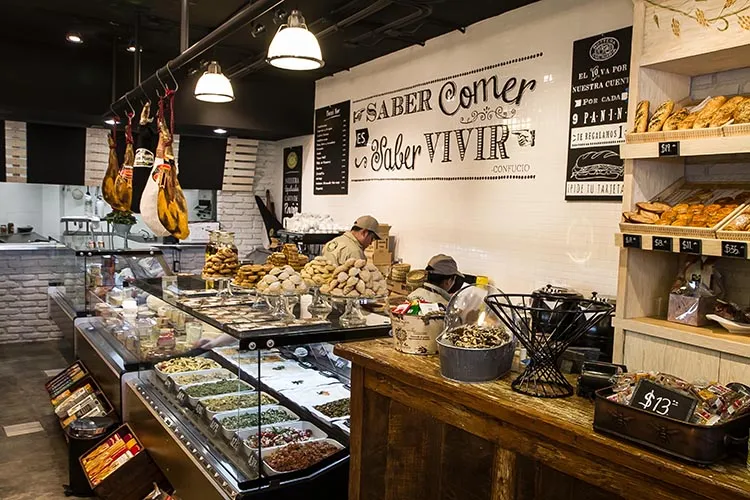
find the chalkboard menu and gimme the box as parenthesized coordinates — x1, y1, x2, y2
(314, 100, 350, 195)
(565, 26, 632, 201)
(282, 146, 303, 220)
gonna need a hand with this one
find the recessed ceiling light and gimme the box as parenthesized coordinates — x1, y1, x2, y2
(126, 44, 136, 53)
(104, 118, 118, 126)
(66, 32, 83, 44)
(213, 128, 228, 134)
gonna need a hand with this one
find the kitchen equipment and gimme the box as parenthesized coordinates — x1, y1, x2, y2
(530, 284, 584, 337)
(571, 292, 616, 362)
(486, 293, 614, 398)
(16, 225, 33, 234)
(576, 361, 626, 399)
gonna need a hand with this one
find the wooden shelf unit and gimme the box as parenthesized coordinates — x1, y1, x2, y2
(615, 0, 750, 382)
(614, 232, 750, 258)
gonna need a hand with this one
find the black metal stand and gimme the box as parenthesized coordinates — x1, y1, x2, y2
(486, 294, 614, 398)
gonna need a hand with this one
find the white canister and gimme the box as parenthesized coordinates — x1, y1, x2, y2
(391, 314, 444, 355)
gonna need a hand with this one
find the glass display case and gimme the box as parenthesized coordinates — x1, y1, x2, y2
(77, 268, 390, 499)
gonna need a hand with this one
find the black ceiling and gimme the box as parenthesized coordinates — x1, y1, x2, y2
(0, 0, 538, 81)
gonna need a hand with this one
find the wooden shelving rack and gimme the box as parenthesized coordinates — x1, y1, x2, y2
(615, 0, 750, 382)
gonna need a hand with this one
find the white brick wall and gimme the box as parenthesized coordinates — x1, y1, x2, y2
(691, 68, 750, 100)
(0, 249, 80, 343)
(217, 140, 281, 257)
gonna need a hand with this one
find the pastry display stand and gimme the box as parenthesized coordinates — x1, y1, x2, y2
(260, 291, 302, 322)
(324, 295, 386, 328)
(486, 294, 614, 398)
(202, 275, 234, 297)
(307, 287, 333, 319)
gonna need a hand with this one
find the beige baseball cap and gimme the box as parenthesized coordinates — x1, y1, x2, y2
(353, 215, 382, 240)
(427, 254, 463, 277)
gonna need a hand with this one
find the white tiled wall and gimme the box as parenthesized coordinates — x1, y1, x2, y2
(305, 0, 633, 296)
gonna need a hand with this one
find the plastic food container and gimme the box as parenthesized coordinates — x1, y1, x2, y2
(333, 418, 350, 435)
(261, 439, 345, 476)
(306, 397, 351, 424)
(436, 332, 514, 382)
(238, 421, 329, 458)
(167, 368, 237, 393)
(214, 405, 300, 441)
(198, 391, 278, 422)
(186, 380, 254, 408)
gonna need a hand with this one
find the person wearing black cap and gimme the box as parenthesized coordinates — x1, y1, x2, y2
(322, 215, 383, 265)
(407, 254, 464, 306)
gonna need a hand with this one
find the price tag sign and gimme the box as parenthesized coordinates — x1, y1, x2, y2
(230, 434, 241, 451)
(652, 236, 673, 252)
(176, 390, 187, 405)
(679, 238, 702, 255)
(658, 141, 680, 157)
(195, 403, 205, 418)
(210, 419, 221, 435)
(247, 453, 259, 472)
(623, 234, 642, 249)
(165, 378, 175, 392)
(629, 380, 698, 422)
(722, 241, 747, 259)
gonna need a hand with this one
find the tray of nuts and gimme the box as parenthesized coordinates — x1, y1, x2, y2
(440, 324, 511, 349)
(261, 439, 344, 476)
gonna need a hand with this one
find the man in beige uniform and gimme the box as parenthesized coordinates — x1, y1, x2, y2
(323, 215, 382, 265)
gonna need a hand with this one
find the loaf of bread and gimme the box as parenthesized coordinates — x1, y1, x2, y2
(709, 96, 745, 128)
(633, 100, 649, 133)
(678, 112, 699, 130)
(648, 100, 675, 132)
(693, 96, 727, 128)
(733, 98, 750, 124)
(662, 108, 689, 131)
(636, 201, 671, 214)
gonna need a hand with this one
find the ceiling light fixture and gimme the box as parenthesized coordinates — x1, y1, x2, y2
(194, 61, 235, 103)
(104, 118, 118, 126)
(266, 10, 324, 71)
(126, 43, 136, 53)
(66, 32, 83, 44)
(213, 128, 228, 134)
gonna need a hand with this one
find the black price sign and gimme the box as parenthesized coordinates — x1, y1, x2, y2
(247, 453, 259, 471)
(230, 434, 241, 451)
(679, 238, 702, 255)
(629, 380, 698, 422)
(623, 234, 642, 249)
(210, 419, 221, 435)
(176, 390, 187, 405)
(355, 128, 369, 148)
(195, 403, 205, 418)
(652, 236, 673, 252)
(659, 141, 680, 157)
(165, 378, 175, 392)
(722, 241, 747, 259)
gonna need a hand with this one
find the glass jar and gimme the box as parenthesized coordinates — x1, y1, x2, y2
(185, 321, 203, 345)
(216, 231, 240, 276)
(206, 230, 219, 259)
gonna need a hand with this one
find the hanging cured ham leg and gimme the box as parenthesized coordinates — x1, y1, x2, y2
(101, 130, 119, 207)
(111, 112, 135, 212)
(140, 97, 172, 237)
(157, 91, 190, 240)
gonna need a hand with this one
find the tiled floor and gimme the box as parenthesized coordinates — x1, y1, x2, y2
(0, 340, 84, 500)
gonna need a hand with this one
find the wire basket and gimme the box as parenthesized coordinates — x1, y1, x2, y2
(485, 294, 614, 398)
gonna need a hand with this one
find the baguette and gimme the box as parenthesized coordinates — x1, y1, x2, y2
(709, 96, 745, 128)
(662, 108, 689, 131)
(633, 100, 649, 133)
(733, 97, 750, 124)
(693, 96, 727, 128)
(648, 100, 675, 132)
(677, 112, 699, 129)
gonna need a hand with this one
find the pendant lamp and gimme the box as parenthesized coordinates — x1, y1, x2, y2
(267, 10, 324, 71)
(194, 61, 235, 103)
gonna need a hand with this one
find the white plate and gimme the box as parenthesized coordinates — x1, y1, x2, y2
(238, 421, 328, 458)
(261, 438, 344, 476)
(269, 372, 340, 393)
(283, 383, 349, 407)
(707, 314, 750, 334)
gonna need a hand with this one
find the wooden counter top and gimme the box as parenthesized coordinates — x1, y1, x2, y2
(336, 338, 750, 500)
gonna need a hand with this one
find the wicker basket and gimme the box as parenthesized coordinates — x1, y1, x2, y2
(716, 207, 750, 241)
(625, 131, 664, 144)
(661, 127, 724, 141)
(722, 123, 750, 137)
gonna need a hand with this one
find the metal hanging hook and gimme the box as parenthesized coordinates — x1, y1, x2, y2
(166, 65, 179, 92)
(155, 69, 167, 98)
(138, 82, 150, 105)
(124, 95, 136, 117)
(109, 104, 119, 125)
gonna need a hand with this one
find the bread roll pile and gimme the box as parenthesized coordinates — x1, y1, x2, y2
(320, 258, 387, 298)
(255, 265, 308, 295)
(623, 198, 744, 228)
(233, 264, 273, 289)
(633, 96, 750, 133)
(300, 256, 336, 287)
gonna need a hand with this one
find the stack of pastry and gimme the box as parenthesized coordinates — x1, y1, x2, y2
(633, 96, 750, 133)
(300, 256, 336, 287)
(267, 252, 288, 267)
(623, 197, 745, 228)
(255, 266, 308, 295)
(233, 264, 273, 289)
(202, 247, 239, 278)
(319, 258, 388, 298)
(721, 209, 750, 232)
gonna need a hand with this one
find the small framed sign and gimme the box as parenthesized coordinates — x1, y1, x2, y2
(176, 390, 187, 405)
(629, 380, 698, 422)
(623, 234, 642, 249)
(658, 141, 680, 157)
(210, 419, 221, 435)
(679, 238, 702, 255)
(652, 236, 673, 252)
(722, 241, 747, 259)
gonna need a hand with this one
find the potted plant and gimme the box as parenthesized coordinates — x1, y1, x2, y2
(105, 210, 137, 248)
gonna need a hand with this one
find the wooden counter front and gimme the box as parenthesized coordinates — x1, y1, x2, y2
(335, 339, 750, 500)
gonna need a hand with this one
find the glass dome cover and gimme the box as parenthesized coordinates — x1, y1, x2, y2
(444, 277, 506, 332)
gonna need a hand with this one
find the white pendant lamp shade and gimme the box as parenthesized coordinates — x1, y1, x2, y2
(194, 62, 235, 103)
(267, 10, 324, 71)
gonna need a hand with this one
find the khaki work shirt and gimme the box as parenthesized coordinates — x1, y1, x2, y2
(322, 231, 365, 266)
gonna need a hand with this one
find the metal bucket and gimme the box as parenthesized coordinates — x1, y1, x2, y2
(436, 333, 515, 382)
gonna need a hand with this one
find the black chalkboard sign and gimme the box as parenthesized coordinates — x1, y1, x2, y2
(679, 238, 702, 255)
(653, 236, 673, 251)
(659, 141, 680, 157)
(722, 241, 747, 259)
(623, 234, 641, 249)
(282, 146, 303, 219)
(629, 379, 698, 422)
(314, 100, 351, 195)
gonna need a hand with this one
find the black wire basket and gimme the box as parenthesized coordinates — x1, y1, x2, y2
(485, 293, 614, 398)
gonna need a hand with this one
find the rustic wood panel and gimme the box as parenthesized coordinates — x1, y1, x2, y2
(359, 385, 389, 500)
(440, 424, 494, 500)
(623, 330, 721, 381)
(337, 339, 750, 500)
(490, 447, 516, 500)
(222, 138, 258, 192)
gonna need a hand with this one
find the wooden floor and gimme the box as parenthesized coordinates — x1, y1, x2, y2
(0, 340, 86, 500)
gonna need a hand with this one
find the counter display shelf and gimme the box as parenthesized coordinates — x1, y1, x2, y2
(337, 338, 750, 500)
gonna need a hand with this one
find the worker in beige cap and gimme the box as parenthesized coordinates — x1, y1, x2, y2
(322, 215, 383, 265)
(408, 254, 464, 306)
